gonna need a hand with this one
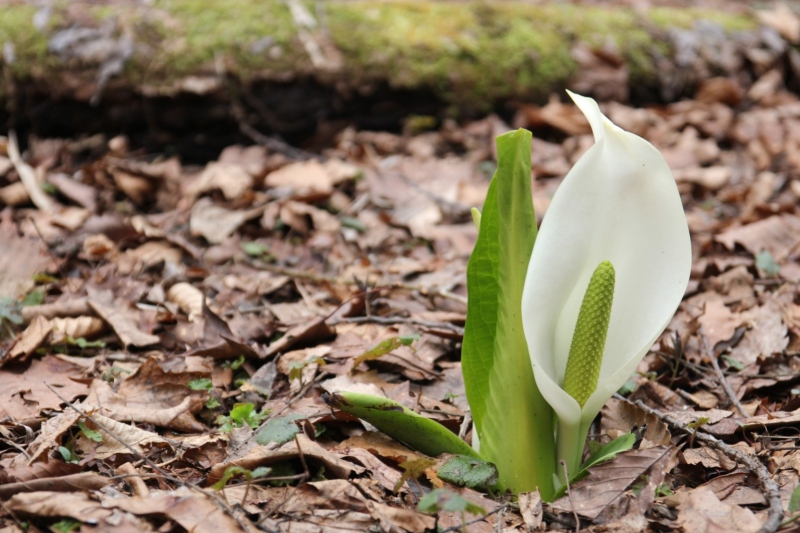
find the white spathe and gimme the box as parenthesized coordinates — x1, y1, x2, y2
(521, 91, 692, 478)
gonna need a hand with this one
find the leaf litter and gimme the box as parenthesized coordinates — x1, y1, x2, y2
(6, 7, 800, 532)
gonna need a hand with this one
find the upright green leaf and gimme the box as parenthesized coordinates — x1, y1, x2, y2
(461, 129, 556, 498)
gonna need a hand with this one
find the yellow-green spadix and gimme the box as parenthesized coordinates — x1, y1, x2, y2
(521, 92, 692, 481)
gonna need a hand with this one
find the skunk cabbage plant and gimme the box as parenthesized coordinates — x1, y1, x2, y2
(326, 91, 691, 501)
(521, 92, 692, 481)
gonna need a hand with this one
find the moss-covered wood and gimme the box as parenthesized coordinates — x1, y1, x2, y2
(0, 1, 758, 110)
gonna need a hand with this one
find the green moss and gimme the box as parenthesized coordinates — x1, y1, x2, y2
(0, 0, 759, 110)
(0, 5, 60, 78)
(649, 7, 757, 32)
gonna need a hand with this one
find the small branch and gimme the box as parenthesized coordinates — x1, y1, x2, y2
(561, 460, 580, 533)
(7, 130, 53, 212)
(700, 330, 749, 418)
(632, 399, 783, 533)
(333, 315, 464, 337)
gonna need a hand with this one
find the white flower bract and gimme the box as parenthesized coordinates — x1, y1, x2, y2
(521, 91, 692, 478)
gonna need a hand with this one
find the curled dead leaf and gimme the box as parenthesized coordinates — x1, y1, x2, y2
(167, 282, 204, 321)
(49, 316, 105, 344)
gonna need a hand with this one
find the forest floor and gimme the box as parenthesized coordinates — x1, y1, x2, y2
(3, 1, 800, 533)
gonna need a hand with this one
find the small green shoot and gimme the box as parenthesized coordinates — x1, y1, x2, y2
(65, 336, 105, 350)
(21, 289, 44, 307)
(50, 518, 81, 533)
(288, 356, 326, 381)
(418, 488, 487, 518)
(437, 455, 498, 491)
(394, 457, 436, 493)
(721, 355, 745, 371)
(188, 377, 214, 391)
(205, 396, 221, 409)
(211, 465, 272, 490)
(352, 334, 420, 368)
(58, 446, 79, 464)
(756, 250, 781, 277)
(222, 355, 246, 370)
(78, 420, 103, 443)
(552, 433, 636, 499)
(255, 414, 304, 446)
(687, 417, 709, 430)
(216, 403, 269, 432)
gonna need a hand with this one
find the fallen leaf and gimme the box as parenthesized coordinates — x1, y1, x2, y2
(550, 446, 673, 523)
(666, 485, 762, 533)
(0, 355, 90, 421)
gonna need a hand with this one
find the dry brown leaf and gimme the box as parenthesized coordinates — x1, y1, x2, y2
(697, 297, 741, 349)
(21, 297, 91, 323)
(698, 472, 766, 506)
(189, 197, 265, 244)
(716, 214, 800, 259)
(115, 240, 182, 275)
(6, 491, 112, 522)
(666, 486, 761, 533)
(209, 434, 362, 485)
(112, 169, 154, 204)
(187, 161, 253, 200)
(279, 200, 341, 234)
(601, 398, 672, 447)
(47, 172, 97, 211)
(74, 413, 170, 459)
(167, 282, 204, 322)
(108, 486, 247, 533)
(263, 316, 335, 358)
(82, 233, 118, 259)
(0, 472, 110, 500)
(0, 182, 30, 206)
(519, 490, 545, 531)
(87, 287, 159, 347)
(17, 409, 82, 465)
(265, 159, 334, 201)
(0, 355, 90, 421)
(82, 357, 208, 432)
(6, 315, 52, 363)
(0, 211, 54, 299)
(550, 446, 673, 523)
(49, 316, 106, 344)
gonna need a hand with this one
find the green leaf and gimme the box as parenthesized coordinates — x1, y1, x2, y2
(721, 354, 745, 371)
(50, 518, 81, 533)
(78, 420, 103, 443)
(789, 484, 800, 513)
(255, 414, 304, 446)
(222, 355, 246, 370)
(211, 465, 272, 490)
(216, 403, 269, 431)
(325, 391, 479, 459)
(21, 289, 44, 307)
(58, 446, 78, 464)
(437, 455, 498, 490)
(241, 241, 270, 257)
(418, 488, 486, 516)
(205, 396, 221, 409)
(188, 377, 214, 391)
(552, 432, 636, 499)
(756, 250, 781, 277)
(352, 334, 420, 368)
(461, 128, 555, 497)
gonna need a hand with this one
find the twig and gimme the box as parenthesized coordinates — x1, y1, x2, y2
(561, 460, 580, 533)
(334, 315, 465, 337)
(7, 130, 53, 212)
(260, 263, 468, 304)
(632, 399, 783, 533)
(700, 330, 748, 418)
